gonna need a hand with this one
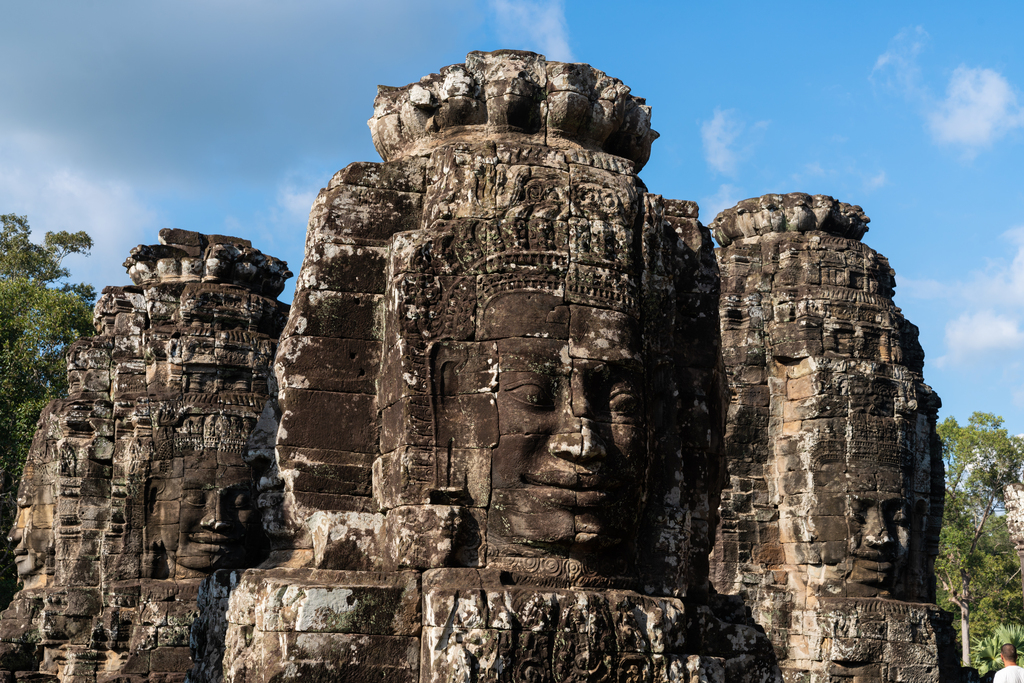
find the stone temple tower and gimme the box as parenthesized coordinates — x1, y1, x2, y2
(211, 50, 782, 682)
(709, 194, 961, 682)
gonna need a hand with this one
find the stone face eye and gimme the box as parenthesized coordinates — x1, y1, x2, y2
(233, 492, 251, 509)
(887, 502, 907, 525)
(183, 490, 206, 507)
(507, 382, 554, 409)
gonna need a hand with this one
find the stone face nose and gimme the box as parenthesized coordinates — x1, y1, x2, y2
(863, 506, 892, 549)
(201, 517, 232, 534)
(547, 421, 608, 464)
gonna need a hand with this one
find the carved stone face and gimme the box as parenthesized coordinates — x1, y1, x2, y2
(9, 461, 53, 585)
(845, 488, 909, 596)
(486, 293, 646, 557)
(9, 505, 42, 580)
(174, 481, 253, 571)
(381, 142, 651, 575)
(803, 464, 911, 598)
(148, 457, 255, 574)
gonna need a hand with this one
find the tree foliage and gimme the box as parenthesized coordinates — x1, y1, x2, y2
(971, 623, 1024, 675)
(0, 214, 95, 606)
(936, 412, 1024, 667)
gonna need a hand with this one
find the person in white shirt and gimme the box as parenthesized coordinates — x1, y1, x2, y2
(995, 644, 1024, 683)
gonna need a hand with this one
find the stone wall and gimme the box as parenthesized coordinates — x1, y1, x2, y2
(0, 230, 290, 682)
(709, 194, 961, 682)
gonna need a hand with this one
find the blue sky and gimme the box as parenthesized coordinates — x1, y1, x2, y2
(2, 1, 1023, 432)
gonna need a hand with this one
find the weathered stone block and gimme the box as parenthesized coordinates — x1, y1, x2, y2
(380, 396, 433, 453)
(385, 505, 485, 569)
(255, 576, 419, 636)
(308, 510, 385, 571)
(275, 336, 380, 394)
(283, 290, 382, 340)
(255, 631, 420, 682)
(278, 389, 378, 453)
(296, 242, 387, 294)
(318, 184, 424, 244)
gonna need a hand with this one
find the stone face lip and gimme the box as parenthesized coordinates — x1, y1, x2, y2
(710, 192, 870, 247)
(367, 49, 660, 171)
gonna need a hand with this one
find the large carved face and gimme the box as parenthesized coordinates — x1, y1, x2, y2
(844, 480, 910, 596)
(148, 455, 255, 574)
(381, 143, 653, 576)
(9, 503, 47, 581)
(175, 478, 253, 571)
(486, 294, 646, 558)
(8, 455, 53, 586)
(806, 463, 911, 598)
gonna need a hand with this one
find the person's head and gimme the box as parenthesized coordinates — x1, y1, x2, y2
(1002, 643, 1018, 665)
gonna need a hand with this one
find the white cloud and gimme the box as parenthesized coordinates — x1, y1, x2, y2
(871, 26, 929, 97)
(804, 162, 826, 177)
(700, 108, 768, 177)
(903, 226, 1024, 305)
(864, 171, 887, 191)
(937, 310, 1024, 368)
(701, 109, 743, 176)
(0, 157, 158, 292)
(928, 66, 1024, 151)
(487, 0, 572, 62)
(277, 184, 317, 223)
(873, 27, 1023, 157)
(919, 227, 1024, 369)
(959, 227, 1024, 308)
(700, 184, 743, 225)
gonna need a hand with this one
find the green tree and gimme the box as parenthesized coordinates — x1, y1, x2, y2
(936, 412, 1024, 667)
(0, 214, 95, 606)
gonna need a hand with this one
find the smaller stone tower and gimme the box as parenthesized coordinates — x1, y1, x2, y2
(710, 193, 961, 682)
